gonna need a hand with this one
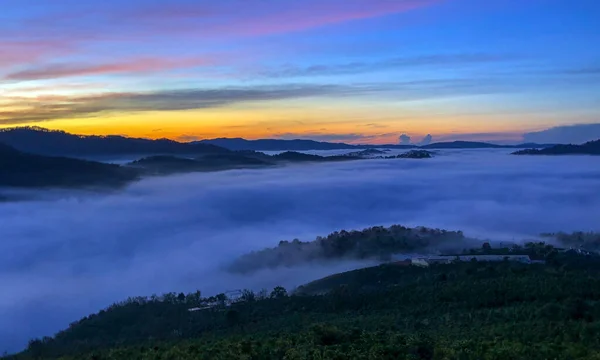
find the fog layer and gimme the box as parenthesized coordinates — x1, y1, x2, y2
(1, 149, 600, 352)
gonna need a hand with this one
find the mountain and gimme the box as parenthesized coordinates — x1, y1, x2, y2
(198, 138, 359, 151)
(199, 137, 558, 151)
(0, 127, 229, 157)
(512, 139, 600, 155)
(422, 141, 506, 149)
(198, 138, 418, 151)
(0, 143, 138, 188)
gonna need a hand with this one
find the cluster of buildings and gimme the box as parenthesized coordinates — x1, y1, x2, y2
(188, 290, 243, 312)
(392, 254, 543, 267)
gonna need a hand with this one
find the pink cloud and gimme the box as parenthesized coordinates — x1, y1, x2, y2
(125, 0, 442, 37)
(4, 57, 215, 81)
(0, 40, 74, 67)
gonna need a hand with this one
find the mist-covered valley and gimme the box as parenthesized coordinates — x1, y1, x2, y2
(2, 149, 600, 352)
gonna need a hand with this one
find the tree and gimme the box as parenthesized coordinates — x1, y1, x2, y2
(270, 286, 288, 299)
(241, 289, 256, 302)
(226, 309, 241, 327)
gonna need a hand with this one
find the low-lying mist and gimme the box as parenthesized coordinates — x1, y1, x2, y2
(1, 149, 600, 352)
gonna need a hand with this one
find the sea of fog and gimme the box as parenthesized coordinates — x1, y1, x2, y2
(1, 149, 600, 352)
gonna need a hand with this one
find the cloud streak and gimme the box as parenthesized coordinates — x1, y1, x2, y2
(259, 53, 517, 78)
(0, 78, 528, 125)
(4, 57, 214, 81)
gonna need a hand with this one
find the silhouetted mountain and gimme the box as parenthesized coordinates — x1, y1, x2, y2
(199, 137, 556, 151)
(198, 138, 358, 151)
(271, 151, 358, 162)
(0, 143, 138, 188)
(422, 141, 505, 149)
(513, 139, 600, 155)
(0, 127, 229, 157)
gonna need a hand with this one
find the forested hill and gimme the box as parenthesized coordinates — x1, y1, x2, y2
(0, 127, 228, 157)
(227, 225, 468, 273)
(513, 139, 600, 155)
(0, 143, 138, 188)
(7, 244, 600, 360)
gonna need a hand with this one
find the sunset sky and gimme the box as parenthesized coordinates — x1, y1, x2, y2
(1, 0, 599, 144)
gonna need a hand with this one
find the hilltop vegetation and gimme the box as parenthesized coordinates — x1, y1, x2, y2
(513, 139, 600, 155)
(541, 231, 600, 252)
(227, 225, 467, 273)
(6, 242, 600, 360)
(128, 153, 272, 175)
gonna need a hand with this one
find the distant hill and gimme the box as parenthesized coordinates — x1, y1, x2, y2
(199, 137, 556, 151)
(227, 225, 468, 273)
(198, 138, 418, 151)
(271, 151, 358, 162)
(392, 150, 433, 159)
(0, 143, 138, 188)
(0, 127, 229, 157)
(513, 139, 600, 155)
(128, 153, 273, 175)
(422, 141, 506, 149)
(198, 138, 359, 151)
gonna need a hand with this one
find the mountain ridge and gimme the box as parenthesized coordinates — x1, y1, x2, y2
(0, 127, 229, 157)
(198, 137, 557, 151)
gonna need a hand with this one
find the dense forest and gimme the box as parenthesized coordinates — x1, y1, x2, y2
(6, 242, 600, 360)
(227, 225, 467, 273)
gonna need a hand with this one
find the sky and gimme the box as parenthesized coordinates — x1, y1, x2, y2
(1, 0, 599, 144)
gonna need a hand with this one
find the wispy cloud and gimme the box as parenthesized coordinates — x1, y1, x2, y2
(259, 53, 516, 78)
(4, 58, 214, 81)
(115, 0, 441, 37)
(0, 84, 356, 124)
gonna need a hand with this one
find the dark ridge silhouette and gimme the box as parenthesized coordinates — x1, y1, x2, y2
(271, 151, 359, 162)
(390, 150, 433, 159)
(512, 139, 600, 155)
(198, 137, 360, 151)
(199, 137, 556, 151)
(128, 153, 273, 175)
(421, 141, 505, 149)
(0, 143, 138, 188)
(198, 138, 418, 151)
(0, 127, 229, 157)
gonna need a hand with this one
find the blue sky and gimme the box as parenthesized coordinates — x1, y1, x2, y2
(0, 0, 598, 143)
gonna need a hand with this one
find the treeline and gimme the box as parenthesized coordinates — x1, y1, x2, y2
(7, 247, 600, 359)
(227, 225, 467, 273)
(542, 231, 600, 252)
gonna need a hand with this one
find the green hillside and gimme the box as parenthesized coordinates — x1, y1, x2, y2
(7, 243, 600, 360)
